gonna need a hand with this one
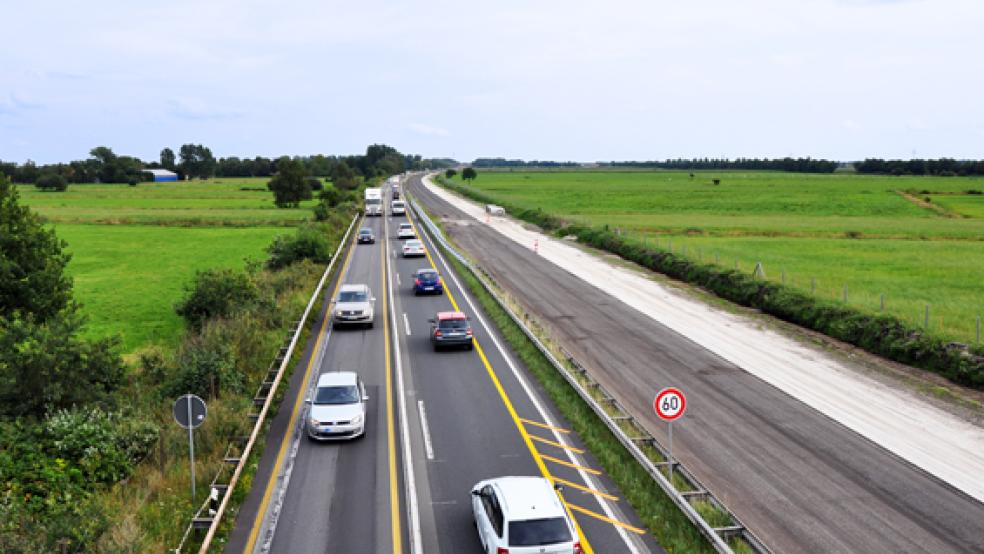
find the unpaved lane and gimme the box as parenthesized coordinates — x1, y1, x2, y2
(409, 175, 984, 554)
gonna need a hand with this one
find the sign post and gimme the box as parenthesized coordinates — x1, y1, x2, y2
(654, 387, 686, 484)
(173, 394, 207, 502)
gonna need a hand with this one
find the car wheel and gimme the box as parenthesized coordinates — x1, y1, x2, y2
(467, 343, 474, 351)
(367, 321, 374, 329)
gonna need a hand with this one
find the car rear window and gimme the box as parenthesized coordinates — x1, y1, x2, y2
(400, 223, 412, 229)
(508, 517, 572, 547)
(439, 319, 468, 330)
(314, 385, 360, 405)
(418, 271, 438, 280)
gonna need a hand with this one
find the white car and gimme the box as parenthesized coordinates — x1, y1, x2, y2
(471, 477, 582, 554)
(402, 239, 425, 257)
(397, 222, 415, 239)
(391, 200, 406, 216)
(333, 283, 375, 328)
(306, 372, 368, 440)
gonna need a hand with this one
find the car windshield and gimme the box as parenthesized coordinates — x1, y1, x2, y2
(359, 229, 371, 235)
(406, 241, 422, 247)
(314, 385, 360, 405)
(366, 199, 381, 205)
(338, 290, 368, 302)
(508, 517, 572, 546)
(439, 319, 468, 330)
(418, 271, 438, 280)
(400, 224, 411, 229)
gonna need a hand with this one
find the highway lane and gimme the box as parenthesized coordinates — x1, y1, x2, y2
(408, 174, 984, 554)
(390, 197, 662, 553)
(229, 180, 661, 554)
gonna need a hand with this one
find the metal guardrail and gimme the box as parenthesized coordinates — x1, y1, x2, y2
(409, 194, 772, 554)
(174, 213, 360, 553)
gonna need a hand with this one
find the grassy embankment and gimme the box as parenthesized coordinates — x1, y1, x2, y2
(447, 170, 984, 345)
(17, 178, 315, 354)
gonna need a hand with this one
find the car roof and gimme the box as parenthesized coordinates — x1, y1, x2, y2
(339, 283, 369, 293)
(405, 239, 423, 245)
(416, 268, 437, 274)
(316, 371, 358, 387)
(359, 228, 372, 232)
(399, 222, 412, 227)
(437, 311, 467, 320)
(492, 477, 566, 520)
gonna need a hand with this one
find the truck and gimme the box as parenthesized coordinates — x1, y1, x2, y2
(392, 183, 401, 199)
(364, 188, 383, 216)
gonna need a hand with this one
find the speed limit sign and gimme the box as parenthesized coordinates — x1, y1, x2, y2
(654, 387, 686, 421)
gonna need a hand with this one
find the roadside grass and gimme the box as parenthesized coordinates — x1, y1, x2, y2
(627, 234, 984, 344)
(440, 239, 715, 553)
(58, 224, 288, 353)
(450, 171, 984, 345)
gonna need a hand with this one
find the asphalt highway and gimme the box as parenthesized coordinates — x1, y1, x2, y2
(408, 174, 984, 554)
(227, 180, 662, 554)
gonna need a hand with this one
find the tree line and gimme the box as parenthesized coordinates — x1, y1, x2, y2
(854, 158, 984, 176)
(472, 157, 580, 168)
(0, 143, 455, 186)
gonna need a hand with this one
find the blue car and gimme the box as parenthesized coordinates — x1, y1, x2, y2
(412, 268, 444, 295)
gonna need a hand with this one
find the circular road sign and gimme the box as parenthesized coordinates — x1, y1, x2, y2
(654, 387, 686, 421)
(173, 394, 208, 430)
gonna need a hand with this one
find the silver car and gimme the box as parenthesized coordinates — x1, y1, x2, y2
(333, 284, 375, 328)
(306, 372, 368, 440)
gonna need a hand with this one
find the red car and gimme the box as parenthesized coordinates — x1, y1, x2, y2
(428, 311, 474, 350)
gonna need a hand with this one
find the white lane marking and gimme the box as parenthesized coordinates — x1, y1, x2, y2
(397, 273, 402, 286)
(417, 400, 435, 460)
(384, 215, 424, 554)
(403, 313, 412, 336)
(416, 205, 643, 554)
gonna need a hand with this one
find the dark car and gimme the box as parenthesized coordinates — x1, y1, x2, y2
(429, 311, 473, 351)
(357, 228, 375, 244)
(412, 268, 444, 295)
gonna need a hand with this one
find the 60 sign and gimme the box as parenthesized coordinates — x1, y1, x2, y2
(654, 387, 686, 421)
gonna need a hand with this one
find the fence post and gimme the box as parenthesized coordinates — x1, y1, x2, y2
(753, 262, 765, 279)
(924, 304, 930, 328)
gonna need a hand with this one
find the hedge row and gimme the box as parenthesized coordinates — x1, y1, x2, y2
(436, 177, 984, 390)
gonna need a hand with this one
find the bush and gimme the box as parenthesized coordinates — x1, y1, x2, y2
(445, 168, 457, 179)
(35, 173, 68, 192)
(163, 340, 241, 400)
(307, 177, 324, 191)
(266, 225, 333, 270)
(175, 268, 260, 329)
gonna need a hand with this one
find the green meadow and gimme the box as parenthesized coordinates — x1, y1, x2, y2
(450, 170, 984, 343)
(17, 178, 305, 353)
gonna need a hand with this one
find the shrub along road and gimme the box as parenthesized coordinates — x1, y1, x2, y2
(410, 174, 984, 554)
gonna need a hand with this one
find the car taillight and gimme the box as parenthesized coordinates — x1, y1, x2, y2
(434, 330, 442, 337)
(496, 548, 509, 554)
(466, 328, 473, 336)
(573, 541, 583, 554)
(415, 279, 421, 286)
(437, 278, 442, 284)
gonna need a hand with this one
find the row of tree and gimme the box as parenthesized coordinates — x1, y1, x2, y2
(472, 158, 580, 168)
(0, 144, 455, 185)
(854, 158, 984, 176)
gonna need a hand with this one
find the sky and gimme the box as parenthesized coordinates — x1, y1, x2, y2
(1, 0, 982, 164)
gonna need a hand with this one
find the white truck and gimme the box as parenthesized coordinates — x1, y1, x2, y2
(364, 187, 383, 216)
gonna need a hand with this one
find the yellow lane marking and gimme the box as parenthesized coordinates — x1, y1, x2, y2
(520, 418, 571, 433)
(551, 476, 619, 501)
(405, 203, 595, 554)
(243, 221, 359, 552)
(381, 240, 403, 554)
(540, 454, 602, 476)
(530, 434, 586, 454)
(565, 502, 648, 535)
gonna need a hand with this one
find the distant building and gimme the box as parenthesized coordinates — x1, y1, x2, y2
(146, 169, 178, 182)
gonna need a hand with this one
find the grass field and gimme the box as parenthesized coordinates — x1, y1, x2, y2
(16, 178, 307, 353)
(449, 170, 984, 344)
(16, 178, 316, 226)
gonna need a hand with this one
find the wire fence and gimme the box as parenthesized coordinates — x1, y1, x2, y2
(616, 230, 983, 345)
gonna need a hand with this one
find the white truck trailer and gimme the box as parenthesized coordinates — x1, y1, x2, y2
(364, 187, 383, 216)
